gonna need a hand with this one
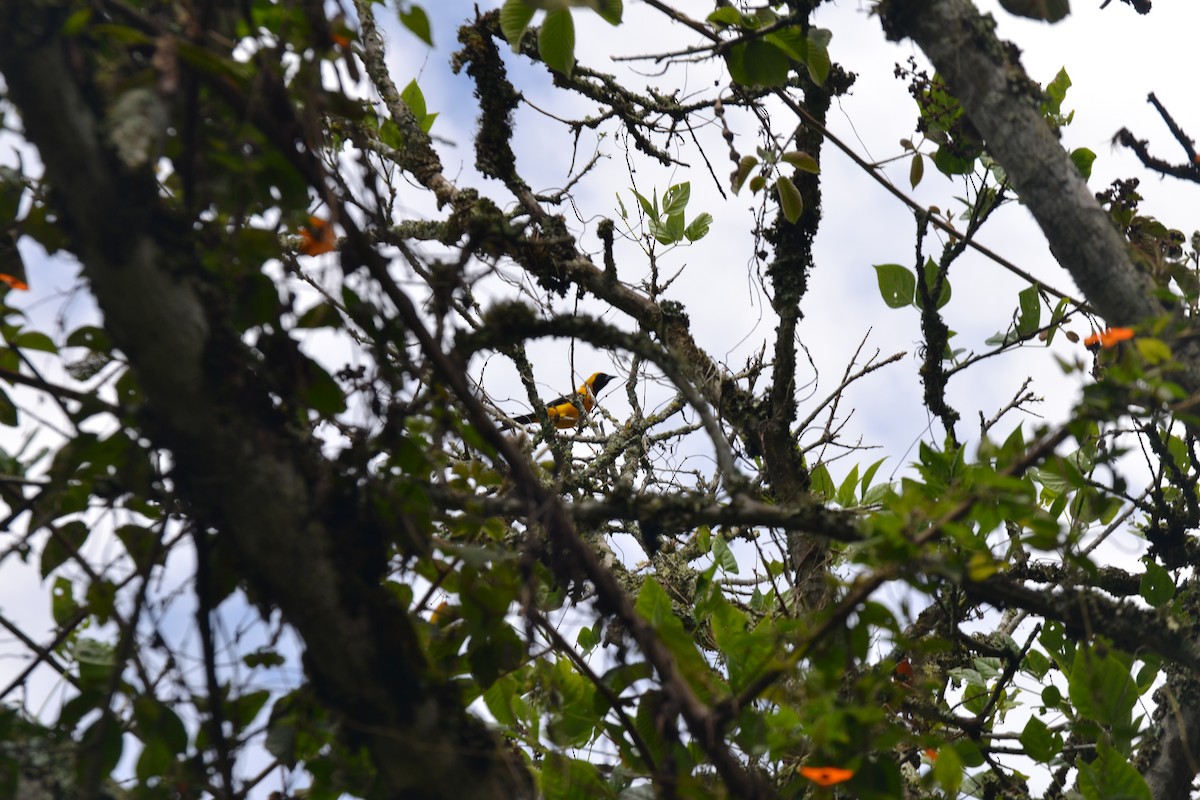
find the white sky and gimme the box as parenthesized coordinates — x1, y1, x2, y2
(385, 0, 1199, 481)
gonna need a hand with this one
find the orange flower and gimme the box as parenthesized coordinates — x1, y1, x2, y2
(299, 215, 337, 256)
(0, 273, 28, 291)
(1083, 327, 1134, 349)
(330, 13, 352, 48)
(799, 766, 855, 787)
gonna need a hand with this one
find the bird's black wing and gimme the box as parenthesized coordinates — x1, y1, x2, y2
(510, 393, 574, 425)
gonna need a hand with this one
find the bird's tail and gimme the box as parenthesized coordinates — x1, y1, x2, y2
(499, 412, 537, 430)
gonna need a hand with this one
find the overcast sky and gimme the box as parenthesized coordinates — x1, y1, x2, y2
(372, 1, 1200, 480)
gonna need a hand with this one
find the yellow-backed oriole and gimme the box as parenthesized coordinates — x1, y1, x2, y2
(509, 372, 616, 429)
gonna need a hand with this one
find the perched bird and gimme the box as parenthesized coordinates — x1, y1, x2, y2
(509, 372, 616, 429)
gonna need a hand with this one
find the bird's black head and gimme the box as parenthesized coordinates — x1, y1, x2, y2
(591, 373, 616, 393)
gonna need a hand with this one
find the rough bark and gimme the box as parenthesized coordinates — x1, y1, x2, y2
(1141, 668, 1200, 800)
(0, 5, 531, 799)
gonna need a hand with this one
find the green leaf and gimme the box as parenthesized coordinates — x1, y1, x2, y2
(764, 27, 806, 62)
(174, 38, 250, 84)
(955, 739, 986, 768)
(544, 659, 596, 747)
(133, 697, 188, 755)
(300, 358, 348, 417)
(243, 648, 286, 668)
(631, 189, 657, 219)
(860, 458, 886, 495)
(136, 736, 173, 782)
(615, 193, 628, 220)
(482, 673, 520, 727)
(1021, 649, 1049, 681)
(684, 212, 712, 242)
(732, 156, 758, 194)
(705, 7, 742, 28)
(400, 79, 427, 121)
(775, 176, 803, 223)
(636, 576, 673, 627)
(22, 203, 67, 255)
(592, 0, 623, 27)
(932, 743, 964, 795)
(1070, 147, 1096, 180)
(233, 272, 281, 330)
(1001, 0, 1071, 24)
(41, 520, 90, 578)
(1135, 657, 1161, 692)
(91, 23, 154, 46)
(635, 579, 715, 697)
(661, 182, 690, 217)
(538, 8, 576, 77)
(116, 524, 162, 571)
(51, 576, 80, 626)
(1140, 560, 1174, 607)
(66, 325, 110, 350)
(726, 39, 791, 88)
(1134, 337, 1172, 365)
(500, 0, 536, 50)
(914, 258, 951, 311)
(62, 7, 93, 35)
(398, 4, 433, 46)
(909, 152, 924, 188)
(654, 212, 684, 245)
(77, 718, 124, 788)
(804, 28, 832, 85)
(711, 598, 772, 690)
(1019, 715, 1061, 762)
(1068, 645, 1137, 733)
(542, 752, 608, 800)
(228, 689, 272, 732)
(86, 579, 117, 625)
(11, 330, 57, 353)
(378, 118, 405, 150)
(967, 551, 1000, 581)
(933, 146, 976, 175)
(296, 301, 343, 329)
(835, 465, 860, 507)
(874, 264, 916, 309)
(1077, 742, 1150, 800)
(576, 622, 599, 652)
(711, 535, 738, 574)
(0, 386, 16, 426)
(1044, 67, 1072, 115)
(0, 168, 24, 225)
(781, 150, 819, 173)
(1017, 284, 1041, 337)
(75, 639, 116, 690)
(862, 482, 891, 506)
(809, 462, 834, 500)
